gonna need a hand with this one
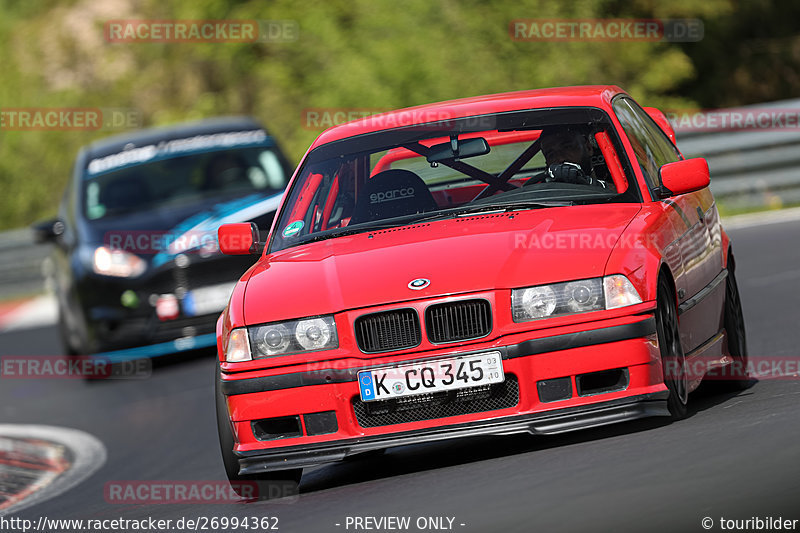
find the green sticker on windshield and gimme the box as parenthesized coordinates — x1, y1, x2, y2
(282, 220, 304, 238)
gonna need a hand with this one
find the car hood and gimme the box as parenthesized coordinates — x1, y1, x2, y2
(82, 192, 283, 269)
(243, 204, 641, 324)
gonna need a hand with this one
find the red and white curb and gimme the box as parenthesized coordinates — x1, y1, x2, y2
(0, 425, 107, 517)
(0, 294, 57, 333)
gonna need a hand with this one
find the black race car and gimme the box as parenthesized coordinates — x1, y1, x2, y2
(34, 117, 292, 360)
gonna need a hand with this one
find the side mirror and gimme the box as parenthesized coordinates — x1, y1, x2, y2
(218, 222, 263, 255)
(644, 107, 677, 145)
(32, 218, 64, 244)
(658, 158, 710, 198)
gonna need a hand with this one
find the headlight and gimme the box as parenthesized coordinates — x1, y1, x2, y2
(92, 246, 146, 277)
(516, 285, 557, 319)
(248, 315, 338, 359)
(253, 323, 292, 356)
(295, 317, 334, 351)
(512, 275, 641, 322)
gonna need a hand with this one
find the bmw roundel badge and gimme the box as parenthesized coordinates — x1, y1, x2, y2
(408, 278, 430, 290)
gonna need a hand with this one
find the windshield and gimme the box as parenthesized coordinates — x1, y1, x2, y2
(83, 146, 288, 220)
(270, 107, 638, 253)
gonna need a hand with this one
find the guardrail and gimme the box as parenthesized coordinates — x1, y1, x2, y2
(2, 99, 799, 300)
(674, 98, 800, 210)
(0, 228, 52, 300)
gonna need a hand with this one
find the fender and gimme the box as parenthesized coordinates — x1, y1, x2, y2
(721, 228, 731, 269)
(604, 202, 686, 303)
(217, 263, 259, 364)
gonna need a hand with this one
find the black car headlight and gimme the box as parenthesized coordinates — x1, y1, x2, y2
(224, 316, 339, 362)
(511, 275, 641, 322)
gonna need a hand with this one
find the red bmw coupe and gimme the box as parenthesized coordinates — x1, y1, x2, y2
(214, 86, 749, 490)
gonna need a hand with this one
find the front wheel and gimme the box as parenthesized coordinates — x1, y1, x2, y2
(717, 260, 751, 390)
(655, 277, 689, 420)
(57, 303, 82, 356)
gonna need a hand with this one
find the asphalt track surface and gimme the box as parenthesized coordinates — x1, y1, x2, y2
(2, 217, 800, 533)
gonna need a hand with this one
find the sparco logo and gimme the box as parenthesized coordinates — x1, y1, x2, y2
(370, 188, 415, 203)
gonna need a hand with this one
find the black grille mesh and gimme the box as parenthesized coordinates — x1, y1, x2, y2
(354, 309, 421, 353)
(353, 375, 518, 428)
(425, 299, 491, 343)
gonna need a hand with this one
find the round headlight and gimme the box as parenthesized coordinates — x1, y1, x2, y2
(519, 286, 557, 319)
(295, 318, 332, 350)
(564, 280, 600, 312)
(255, 323, 291, 355)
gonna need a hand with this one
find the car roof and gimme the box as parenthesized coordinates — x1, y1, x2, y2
(85, 116, 269, 160)
(310, 85, 626, 149)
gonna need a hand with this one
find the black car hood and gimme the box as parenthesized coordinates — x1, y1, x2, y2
(80, 192, 283, 268)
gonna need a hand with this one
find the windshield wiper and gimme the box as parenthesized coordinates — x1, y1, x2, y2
(295, 220, 411, 245)
(294, 201, 571, 246)
(411, 200, 572, 223)
(459, 200, 572, 213)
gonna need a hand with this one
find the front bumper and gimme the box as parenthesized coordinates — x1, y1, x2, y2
(221, 313, 670, 473)
(74, 253, 255, 354)
(236, 391, 669, 474)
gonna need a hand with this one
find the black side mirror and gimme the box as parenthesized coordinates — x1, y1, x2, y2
(32, 218, 65, 244)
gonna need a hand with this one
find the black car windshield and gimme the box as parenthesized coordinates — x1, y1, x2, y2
(269, 107, 639, 253)
(83, 145, 288, 220)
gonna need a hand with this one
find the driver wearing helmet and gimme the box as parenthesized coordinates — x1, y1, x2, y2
(527, 125, 610, 188)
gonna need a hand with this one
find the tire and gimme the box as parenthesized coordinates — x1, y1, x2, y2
(57, 305, 81, 356)
(215, 364, 302, 499)
(58, 305, 108, 381)
(655, 276, 689, 420)
(717, 259, 751, 390)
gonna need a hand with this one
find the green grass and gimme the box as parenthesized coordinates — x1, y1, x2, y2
(717, 199, 800, 218)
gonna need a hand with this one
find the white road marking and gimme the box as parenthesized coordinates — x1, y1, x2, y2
(0, 425, 107, 517)
(752, 371, 800, 379)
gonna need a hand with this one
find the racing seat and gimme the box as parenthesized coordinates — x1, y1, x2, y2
(350, 169, 437, 224)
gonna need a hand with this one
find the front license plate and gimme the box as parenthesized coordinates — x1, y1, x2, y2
(357, 351, 504, 402)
